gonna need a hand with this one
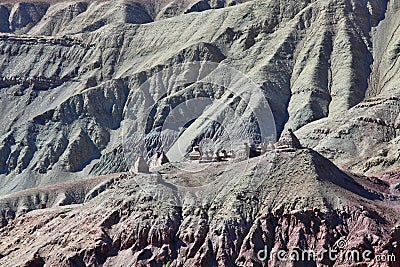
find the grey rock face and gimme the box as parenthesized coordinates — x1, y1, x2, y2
(28, 1, 89, 36)
(63, 130, 101, 172)
(0, 5, 10, 33)
(296, 1, 400, 174)
(9, 2, 50, 33)
(0, 2, 400, 266)
(0, 0, 398, 196)
(297, 93, 400, 174)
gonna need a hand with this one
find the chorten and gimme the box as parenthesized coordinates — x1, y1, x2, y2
(133, 155, 149, 173)
(276, 129, 302, 149)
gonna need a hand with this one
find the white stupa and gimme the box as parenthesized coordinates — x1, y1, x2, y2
(133, 155, 149, 174)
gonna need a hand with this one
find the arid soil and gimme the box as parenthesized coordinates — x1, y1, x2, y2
(0, 0, 400, 266)
(0, 149, 400, 266)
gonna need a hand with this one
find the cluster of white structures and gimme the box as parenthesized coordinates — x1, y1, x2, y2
(188, 146, 235, 163)
(132, 151, 169, 174)
(131, 129, 302, 174)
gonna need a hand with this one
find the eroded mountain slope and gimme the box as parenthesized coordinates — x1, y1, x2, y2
(1, 149, 399, 266)
(297, 1, 400, 174)
(0, 0, 397, 195)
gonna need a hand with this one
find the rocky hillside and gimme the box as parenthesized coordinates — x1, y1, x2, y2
(0, 0, 247, 35)
(0, 0, 398, 195)
(1, 149, 400, 266)
(0, 0, 400, 266)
